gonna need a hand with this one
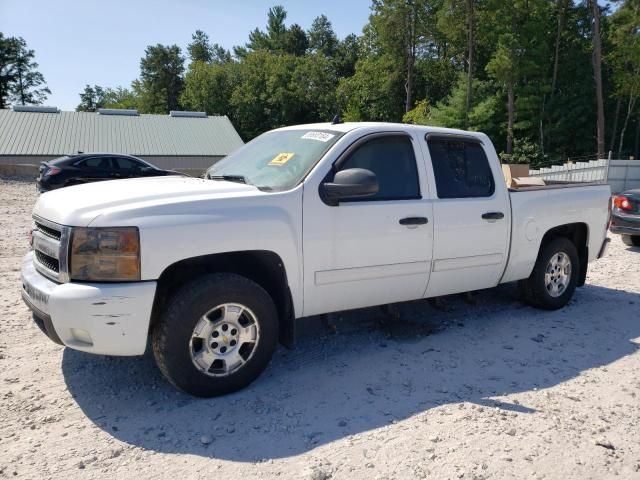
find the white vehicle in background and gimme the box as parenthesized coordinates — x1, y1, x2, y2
(22, 122, 611, 397)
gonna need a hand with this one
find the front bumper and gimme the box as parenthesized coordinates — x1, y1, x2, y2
(20, 251, 157, 356)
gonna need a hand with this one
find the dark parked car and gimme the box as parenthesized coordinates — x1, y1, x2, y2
(37, 153, 183, 192)
(610, 189, 640, 247)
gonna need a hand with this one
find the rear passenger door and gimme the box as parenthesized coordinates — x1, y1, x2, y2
(423, 134, 511, 297)
(112, 157, 146, 178)
(75, 157, 114, 182)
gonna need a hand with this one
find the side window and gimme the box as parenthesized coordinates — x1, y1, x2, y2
(113, 157, 143, 171)
(77, 157, 112, 170)
(426, 138, 495, 198)
(338, 136, 421, 201)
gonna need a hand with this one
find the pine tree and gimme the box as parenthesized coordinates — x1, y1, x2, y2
(138, 44, 185, 113)
(2, 36, 50, 106)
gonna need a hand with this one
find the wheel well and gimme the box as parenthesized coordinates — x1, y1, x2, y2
(149, 251, 295, 348)
(540, 222, 589, 287)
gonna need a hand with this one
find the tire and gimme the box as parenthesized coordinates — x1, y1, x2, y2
(521, 237, 579, 310)
(152, 273, 279, 397)
(621, 234, 640, 247)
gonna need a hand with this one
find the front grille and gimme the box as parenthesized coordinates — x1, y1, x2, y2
(35, 221, 61, 241)
(35, 250, 60, 273)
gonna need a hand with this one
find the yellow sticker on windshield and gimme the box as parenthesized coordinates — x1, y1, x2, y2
(269, 152, 295, 166)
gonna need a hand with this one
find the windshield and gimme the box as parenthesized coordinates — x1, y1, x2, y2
(207, 129, 343, 190)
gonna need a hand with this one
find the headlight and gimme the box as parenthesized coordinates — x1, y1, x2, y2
(70, 227, 140, 281)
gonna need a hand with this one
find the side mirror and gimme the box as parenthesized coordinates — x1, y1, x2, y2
(322, 168, 379, 206)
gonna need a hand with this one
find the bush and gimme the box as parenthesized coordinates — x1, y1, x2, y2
(499, 138, 547, 167)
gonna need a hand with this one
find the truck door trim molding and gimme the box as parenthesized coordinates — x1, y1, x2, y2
(433, 253, 504, 272)
(314, 261, 429, 285)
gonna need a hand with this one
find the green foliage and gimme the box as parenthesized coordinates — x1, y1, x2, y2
(240, 5, 309, 56)
(403, 98, 430, 124)
(499, 137, 546, 167)
(284, 24, 309, 56)
(72, 1, 639, 161)
(188, 30, 213, 64)
(308, 15, 338, 57)
(0, 34, 50, 107)
(338, 54, 404, 121)
(137, 44, 185, 113)
(333, 34, 360, 78)
(229, 51, 337, 139)
(180, 61, 240, 116)
(76, 85, 107, 112)
(76, 85, 140, 112)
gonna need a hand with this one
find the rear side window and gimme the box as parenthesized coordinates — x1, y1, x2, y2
(113, 157, 144, 171)
(78, 157, 112, 169)
(339, 136, 421, 201)
(426, 137, 495, 198)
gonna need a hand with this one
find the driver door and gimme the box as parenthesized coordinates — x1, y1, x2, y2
(302, 132, 434, 317)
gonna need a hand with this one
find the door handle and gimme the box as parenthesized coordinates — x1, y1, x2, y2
(482, 212, 505, 220)
(399, 217, 428, 226)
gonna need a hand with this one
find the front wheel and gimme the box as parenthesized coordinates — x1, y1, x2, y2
(621, 234, 640, 247)
(152, 273, 279, 397)
(521, 237, 579, 310)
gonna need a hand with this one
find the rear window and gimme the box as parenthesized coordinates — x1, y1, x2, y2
(49, 156, 73, 166)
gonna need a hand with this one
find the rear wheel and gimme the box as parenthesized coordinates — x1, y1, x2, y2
(152, 273, 279, 397)
(521, 237, 579, 310)
(621, 234, 640, 247)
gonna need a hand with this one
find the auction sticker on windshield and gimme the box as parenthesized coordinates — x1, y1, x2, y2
(301, 131, 335, 142)
(269, 152, 295, 166)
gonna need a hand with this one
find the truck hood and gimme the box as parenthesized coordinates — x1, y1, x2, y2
(33, 176, 262, 226)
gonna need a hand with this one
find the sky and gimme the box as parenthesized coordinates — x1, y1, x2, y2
(1, 0, 373, 111)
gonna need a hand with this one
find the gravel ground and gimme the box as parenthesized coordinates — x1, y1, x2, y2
(1, 176, 639, 480)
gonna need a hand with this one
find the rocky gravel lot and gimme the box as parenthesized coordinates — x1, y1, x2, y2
(1, 176, 639, 480)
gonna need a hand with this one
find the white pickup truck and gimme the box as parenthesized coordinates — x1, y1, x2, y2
(21, 122, 611, 397)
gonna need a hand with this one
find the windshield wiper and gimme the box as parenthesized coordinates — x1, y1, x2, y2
(209, 174, 250, 185)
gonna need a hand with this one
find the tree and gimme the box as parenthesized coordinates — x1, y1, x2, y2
(425, 75, 502, 141)
(180, 61, 240, 116)
(76, 85, 140, 111)
(137, 44, 185, 113)
(369, 0, 430, 113)
(284, 24, 309, 56)
(211, 44, 233, 64)
(308, 15, 338, 57)
(244, 5, 288, 54)
(103, 86, 140, 110)
(588, 0, 606, 158)
(608, 0, 640, 158)
(464, 0, 476, 129)
(0, 33, 19, 108)
(486, 35, 518, 153)
(188, 30, 213, 64)
(76, 84, 107, 112)
(334, 34, 360, 78)
(2, 36, 50, 106)
(338, 54, 405, 122)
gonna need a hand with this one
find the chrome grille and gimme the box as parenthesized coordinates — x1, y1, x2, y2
(35, 221, 62, 241)
(32, 216, 71, 283)
(35, 250, 59, 273)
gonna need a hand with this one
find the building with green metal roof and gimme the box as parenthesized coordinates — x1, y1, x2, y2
(0, 106, 244, 172)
